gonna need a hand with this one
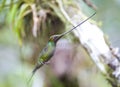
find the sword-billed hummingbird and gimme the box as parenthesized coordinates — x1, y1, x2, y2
(28, 12, 96, 82)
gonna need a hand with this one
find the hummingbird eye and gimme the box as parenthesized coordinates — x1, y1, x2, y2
(49, 35, 60, 42)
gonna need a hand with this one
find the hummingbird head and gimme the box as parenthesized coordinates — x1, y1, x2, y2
(49, 34, 62, 43)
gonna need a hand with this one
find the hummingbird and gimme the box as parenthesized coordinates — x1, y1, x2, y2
(28, 12, 96, 83)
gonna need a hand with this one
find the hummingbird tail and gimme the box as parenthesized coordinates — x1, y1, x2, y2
(27, 71, 35, 85)
(27, 64, 43, 84)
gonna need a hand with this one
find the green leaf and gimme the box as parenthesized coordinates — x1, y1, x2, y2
(46, 2, 67, 23)
(18, 3, 30, 19)
(7, 4, 18, 24)
(0, 0, 6, 11)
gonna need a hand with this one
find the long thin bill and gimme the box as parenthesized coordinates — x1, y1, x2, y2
(60, 12, 96, 37)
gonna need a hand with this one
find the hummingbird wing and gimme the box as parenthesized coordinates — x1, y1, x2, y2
(38, 41, 56, 65)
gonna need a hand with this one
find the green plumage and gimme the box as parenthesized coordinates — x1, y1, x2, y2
(38, 41, 55, 64)
(32, 36, 58, 74)
(28, 37, 58, 83)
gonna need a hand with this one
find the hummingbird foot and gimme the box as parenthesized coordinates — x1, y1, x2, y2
(44, 61, 51, 65)
(40, 61, 50, 65)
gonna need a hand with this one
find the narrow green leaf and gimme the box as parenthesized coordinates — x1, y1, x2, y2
(0, 0, 6, 11)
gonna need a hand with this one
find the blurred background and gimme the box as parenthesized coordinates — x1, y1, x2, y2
(0, 0, 120, 87)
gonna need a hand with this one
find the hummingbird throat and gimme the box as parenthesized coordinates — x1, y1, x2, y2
(48, 41, 55, 46)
